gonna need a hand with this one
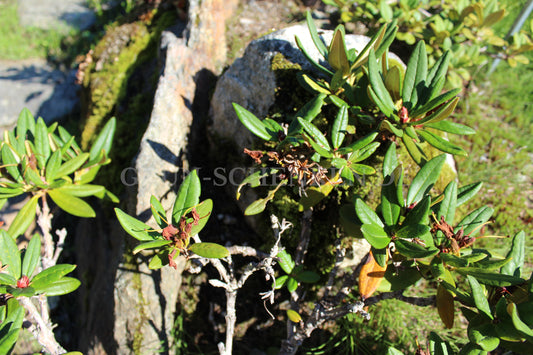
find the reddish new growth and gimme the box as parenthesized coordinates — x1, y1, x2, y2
(399, 106, 409, 124)
(17, 275, 30, 288)
(163, 208, 202, 269)
(431, 215, 475, 255)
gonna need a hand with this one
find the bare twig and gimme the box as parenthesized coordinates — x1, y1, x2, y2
(365, 291, 436, 307)
(36, 195, 54, 270)
(19, 297, 66, 355)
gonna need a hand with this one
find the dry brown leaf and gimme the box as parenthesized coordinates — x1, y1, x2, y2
(437, 283, 455, 328)
(358, 250, 387, 299)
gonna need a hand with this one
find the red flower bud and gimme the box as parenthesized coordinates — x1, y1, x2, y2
(17, 275, 30, 288)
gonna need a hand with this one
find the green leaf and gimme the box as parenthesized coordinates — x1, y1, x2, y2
(89, 117, 116, 160)
(275, 275, 288, 289)
(507, 302, 533, 341)
(48, 189, 95, 218)
(413, 97, 459, 126)
(0, 231, 21, 279)
(348, 142, 380, 163)
(383, 143, 398, 177)
(331, 105, 348, 149)
(352, 24, 387, 69)
(54, 152, 89, 178)
(367, 49, 395, 116)
(189, 199, 213, 236)
(0, 273, 17, 286)
(406, 154, 446, 206)
(402, 135, 425, 165)
(236, 168, 277, 200)
(339, 132, 379, 155)
(396, 224, 432, 240)
(7, 194, 39, 239)
(501, 231, 525, 277)
(132, 240, 172, 254)
(418, 129, 467, 156)
(33, 277, 81, 296)
(245, 181, 286, 216)
(411, 88, 460, 119)
(150, 195, 167, 229)
(115, 208, 156, 241)
(295, 36, 334, 77)
(172, 170, 201, 223)
(289, 94, 326, 134)
(468, 323, 500, 352)
(45, 150, 62, 182)
(22, 234, 41, 278)
(287, 309, 302, 323)
(441, 253, 468, 267)
(277, 249, 295, 274)
(436, 180, 458, 224)
(16, 108, 35, 141)
(402, 41, 427, 110)
(297, 117, 331, 152)
(355, 198, 384, 227)
(380, 120, 404, 137)
(455, 206, 493, 237)
(55, 184, 105, 197)
(427, 51, 451, 93)
(305, 11, 327, 57)
(381, 182, 401, 227)
(403, 195, 431, 226)
(467, 275, 492, 319)
(31, 264, 76, 285)
(457, 182, 483, 206)
(287, 277, 298, 293)
(189, 243, 229, 259)
(34, 117, 50, 169)
(295, 270, 320, 283)
(394, 239, 438, 259)
(350, 164, 376, 176)
(425, 121, 476, 135)
(1, 144, 22, 183)
(455, 267, 524, 286)
(233, 103, 272, 141)
(361, 224, 391, 249)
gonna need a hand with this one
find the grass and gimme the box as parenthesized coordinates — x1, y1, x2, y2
(0, 0, 66, 60)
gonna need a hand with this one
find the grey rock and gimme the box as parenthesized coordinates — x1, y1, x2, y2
(0, 60, 79, 134)
(18, 0, 96, 33)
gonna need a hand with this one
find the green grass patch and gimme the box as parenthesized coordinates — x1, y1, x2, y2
(0, 1, 67, 60)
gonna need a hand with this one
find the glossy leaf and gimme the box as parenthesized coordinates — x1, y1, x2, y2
(455, 267, 524, 286)
(411, 88, 460, 119)
(132, 240, 172, 254)
(331, 105, 348, 149)
(467, 275, 492, 319)
(277, 249, 295, 274)
(48, 189, 95, 218)
(233, 103, 271, 141)
(403, 41, 427, 110)
(361, 224, 390, 249)
(406, 154, 446, 206)
(425, 120, 476, 135)
(359, 250, 387, 299)
(418, 129, 467, 156)
(22, 234, 41, 278)
(381, 182, 401, 227)
(507, 302, 533, 341)
(287, 277, 298, 293)
(0, 273, 17, 286)
(7, 194, 39, 239)
(89, 117, 116, 160)
(455, 206, 493, 237)
(394, 238, 438, 258)
(501, 231, 525, 277)
(305, 11, 327, 57)
(436, 180, 457, 224)
(348, 142, 380, 163)
(275, 275, 288, 289)
(294, 93, 326, 123)
(402, 135, 424, 165)
(115, 208, 155, 241)
(34, 117, 50, 168)
(31, 264, 76, 287)
(172, 170, 201, 223)
(297, 117, 331, 152)
(33, 277, 81, 296)
(1, 144, 22, 182)
(54, 153, 90, 178)
(150, 195, 167, 229)
(45, 150, 62, 182)
(383, 143, 398, 177)
(367, 49, 395, 116)
(456, 182, 483, 206)
(403, 195, 431, 226)
(295, 270, 320, 283)
(189, 243, 229, 259)
(328, 26, 350, 74)
(0, 230, 21, 279)
(468, 323, 500, 351)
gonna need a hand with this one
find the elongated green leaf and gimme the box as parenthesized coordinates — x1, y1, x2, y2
(303, 133, 333, 158)
(305, 11, 327, 57)
(375, 21, 398, 58)
(402, 41, 427, 109)
(1, 144, 22, 182)
(189, 199, 213, 236)
(367, 50, 395, 116)
(418, 129, 467, 156)
(467, 275, 492, 319)
(436, 180, 458, 224)
(294, 94, 326, 124)
(338, 132, 379, 154)
(275, 275, 288, 289)
(287, 277, 298, 293)
(350, 164, 376, 176)
(7, 194, 39, 239)
(394, 238, 438, 258)
(396, 224, 431, 240)
(245, 181, 286, 215)
(348, 142, 380, 163)
(133, 240, 172, 254)
(455, 267, 524, 286)
(297, 117, 331, 151)
(383, 143, 398, 177)
(295, 270, 320, 283)
(501, 231, 525, 277)
(172, 170, 201, 223)
(425, 120, 476, 135)
(34, 117, 50, 169)
(0, 230, 21, 279)
(468, 323, 500, 351)
(115, 208, 155, 241)
(233, 103, 271, 141)
(89, 117, 116, 160)
(440, 253, 468, 267)
(411, 88, 460, 119)
(236, 168, 277, 200)
(189, 243, 229, 259)
(413, 97, 459, 126)
(507, 302, 533, 341)
(277, 249, 295, 274)
(22, 234, 41, 278)
(0, 273, 17, 286)
(457, 182, 483, 206)
(48, 189, 95, 218)
(45, 150, 62, 182)
(55, 153, 89, 178)
(361, 224, 391, 249)
(33, 277, 81, 296)
(150, 195, 167, 229)
(16, 108, 34, 140)
(294, 40, 334, 76)
(427, 51, 451, 90)
(403, 195, 430, 226)
(407, 154, 446, 205)
(381, 182, 401, 227)
(331, 105, 348, 149)
(0, 299, 23, 353)
(55, 184, 105, 198)
(355, 198, 384, 227)
(402, 135, 425, 165)
(352, 24, 387, 69)
(31, 264, 76, 287)
(455, 206, 493, 237)
(381, 120, 404, 137)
